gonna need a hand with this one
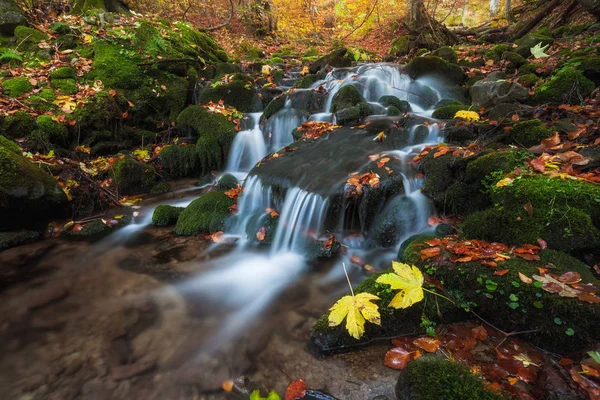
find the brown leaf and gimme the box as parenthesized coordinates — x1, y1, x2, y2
(256, 227, 266, 241)
(413, 337, 441, 353)
(471, 325, 488, 341)
(518, 272, 533, 284)
(420, 247, 441, 260)
(523, 201, 533, 217)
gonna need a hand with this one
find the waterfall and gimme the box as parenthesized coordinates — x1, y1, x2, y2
(226, 113, 266, 177)
(264, 99, 306, 151)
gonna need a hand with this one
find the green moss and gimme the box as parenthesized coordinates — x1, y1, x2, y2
(406, 56, 465, 85)
(0, 135, 20, 153)
(2, 77, 33, 97)
(65, 219, 108, 238)
(378, 95, 411, 112)
(386, 106, 401, 116)
(50, 66, 77, 80)
(51, 78, 78, 94)
(465, 149, 531, 183)
(490, 44, 509, 58)
(151, 181, 169, 194)
(197, 80, 259, 112)
(517, 73, 539, 87)
(390, 36, 410, 55)
(568, 56, 600, 85)
(2, 110, 35, 138)
(152, 205, 184, 226)
(159, 145, 199, 177)
(217, 173, 239, 190)
(0, 230, 40, 251)
(432, 104, 469, 119)
(112, 156, 158, 195)
(50, 22, 71, 35)
(75, 92, 122, 142)
(533, 68, 595, 105)
(398, 357, 505, 400)
(462, 176, 600, 251)
(514, 33, 554, 57)
(334, 102, 373, 125)
(36, 115, 69, 146)
(518, 63, 539, 75)
(509, 119, 553, 147)
(330, 85, 366, 112)
(92, 41, 145, 90)
(262, 95, 286, 120)
(502, 51, 527, 73)
(0, 141, 67, 224)
(13, 26, 47, 50)
(177, 106, 236, 161)
(432, 46, 458, 64)
(293, 74, 319, 89)
(174, 190, 234, 235)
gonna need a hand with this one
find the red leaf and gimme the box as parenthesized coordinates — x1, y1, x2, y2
(557, 271, 581, 284)
(471, 325, 488, 341)
(531, 157, 546, 172)
(517, 367, 538, 383)
(286, 379, 307, 400)
(384, 347, 412, 370)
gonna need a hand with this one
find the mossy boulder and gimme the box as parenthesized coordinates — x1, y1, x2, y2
(330, 85, 366, 112)
(334, 102, 373, 125)
(174, 190, 234, 235)
(50, 66, 77, 80)
(262, 95, 286, 120)
(91, 42, 145, 90)
(518, 63, 539, 75)
(0, 0, 28, 35)
(432, 46, 458, 64)
(517, 73, 538, 87)
(197, 79, 260, 113)
(378, 95, 411, 112)
(309, 48, 354, 74)
(406, 56, 466, 86)
(509, 119, 553, 147)
(0, 230, 40, 251)
(65, 219, 109, 239)
(432, 104, 469, 119)
(390, 36, 410, 56)
(514, 33, 554, 57)
(533, 69, 595, 105)
(502, 51, 527, 73)
(293, 74, 320, 89)
(13, 26, 47, 50)
(2, 76, 32, 97)
(152, 204, 184, 227)
(570, 56, 600, 86)
(0, 138, 67, 225)
(396, 357, 504, 400)
(51, 78, 78, 94)
(2, 110, 34, 138)
(112, 156, 158, 195)
(462, 176, 600, 252)
(36, 115, 69, 146)
(217, 173, 238, 190)
(26, 88, 57, 112)
(159, 145, 200, 178)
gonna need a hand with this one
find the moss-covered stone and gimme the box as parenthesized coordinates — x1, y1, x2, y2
(334, 102, 373, 125)
(112, 156, 158, 195)
(197, 80, 259, 113)
(2, 76, 32, 97)
(570, 56, 600, 86)
(2, 110, 34, 138)
(91, 41, 145, 90)
(432, 46, 458, 64)
(13, 26, 47, 50)
(65, 219, 109, 238)
(330, 85, 366, 112)
(518, 63, 539, 75)
(390, 36, 410, 55)
(502, 51, 527, 73)
(378, 95, 411, 112)
(462, 176, 600, 251)
(0, 139, 67, 225)
(159, 145, 200, 177)
(309, 48, 354, 74)
(36, 115, 69, 146)
(432, 104, 469, 119)
(174, 190, 234, 235)
(262, 94, 286, 120)
(533, 69, 595, 105)
(0, 134, 19, 153)
(517, 73, 539, 87)
(152, 204, 184, 226)
(293, 74, 320, 89)
(397, 357, 505, 400)
(50, 66, 77, 80)
(0, 230, 40, 251)
(217, 173, 238, 190)
(406, 56, 466, 86)
(51, 78, 78, 94)
(151, 181, 169, 194)
(509, 119, 553, 147)
(464, 149, 531, 183)
(514, 33, 554, 57)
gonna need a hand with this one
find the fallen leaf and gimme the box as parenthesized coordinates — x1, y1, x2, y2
(413, 337, 441, 353)
(328, 292, 381, 339)
(384, 347, 411, 370)
(376, 262, 424, 309)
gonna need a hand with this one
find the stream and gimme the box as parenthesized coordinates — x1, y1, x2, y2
(0, 63, 454, 400)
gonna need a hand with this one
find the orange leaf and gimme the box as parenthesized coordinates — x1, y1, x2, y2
(256, 227, 266, 241)
(471, 325, 488, 341)
(285, 379, 307, 400)
(494, 269, 509, 276)
(413, 337, 441, 353)
(384, 347, 412, 370)
(420, 247, 441, 260)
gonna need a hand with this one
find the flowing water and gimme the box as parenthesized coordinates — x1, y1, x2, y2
(0, 63, 451, 399)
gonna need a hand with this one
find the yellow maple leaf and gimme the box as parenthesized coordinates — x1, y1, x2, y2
(376, 261, 424, 309)
(454, 110, 480, 122)
(328, 292, 381, 339)
(495, 177, 514, 187)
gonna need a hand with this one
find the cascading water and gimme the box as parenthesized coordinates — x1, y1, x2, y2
(226, 113, 267, 178)
(179, 62, 451, 353)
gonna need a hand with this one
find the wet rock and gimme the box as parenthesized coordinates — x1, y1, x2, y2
(515, 33, 554, 57)
(110, 355, 156, 381)
(470, 74, 529, 108)
(406, 56, 466, 86)
(0, 230, 40, 251)
(289, 89, 327, 114)
(309, 48, 354, 75)
(23, 283, 70, 311)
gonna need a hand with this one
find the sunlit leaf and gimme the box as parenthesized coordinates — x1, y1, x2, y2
(328, 292, 381, 339)
(376, 261, 424, 309)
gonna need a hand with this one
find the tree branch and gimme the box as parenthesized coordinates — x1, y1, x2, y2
(205, 0, 235, 31)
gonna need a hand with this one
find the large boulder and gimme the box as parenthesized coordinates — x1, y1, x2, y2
(309, 48, 354, 75)
(406, 56, 466, 86)
(470, 73, 529, 108)
(0, 0, 27, 35)
(514, 33, 554, 57)
(0, 136, 67, 225)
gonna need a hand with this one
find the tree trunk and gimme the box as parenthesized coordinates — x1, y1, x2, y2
(407, 0, 427, 31)
(576, 0, 600, 18)
(72, 0, 129, 14)
(462, 0, 468, 24)
(490, 0, 499, 16)
(504, 0, 514, 22)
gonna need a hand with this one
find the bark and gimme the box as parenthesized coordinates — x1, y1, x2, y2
(205, 0, 234, 31)
(576, 0, 600, 18)
(461, 0, 468, 25)
(504, 0, 514, 22)
(512, 0, 562, 39)
(490, 0, 499, 16)
(72, 0, 129, 13)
